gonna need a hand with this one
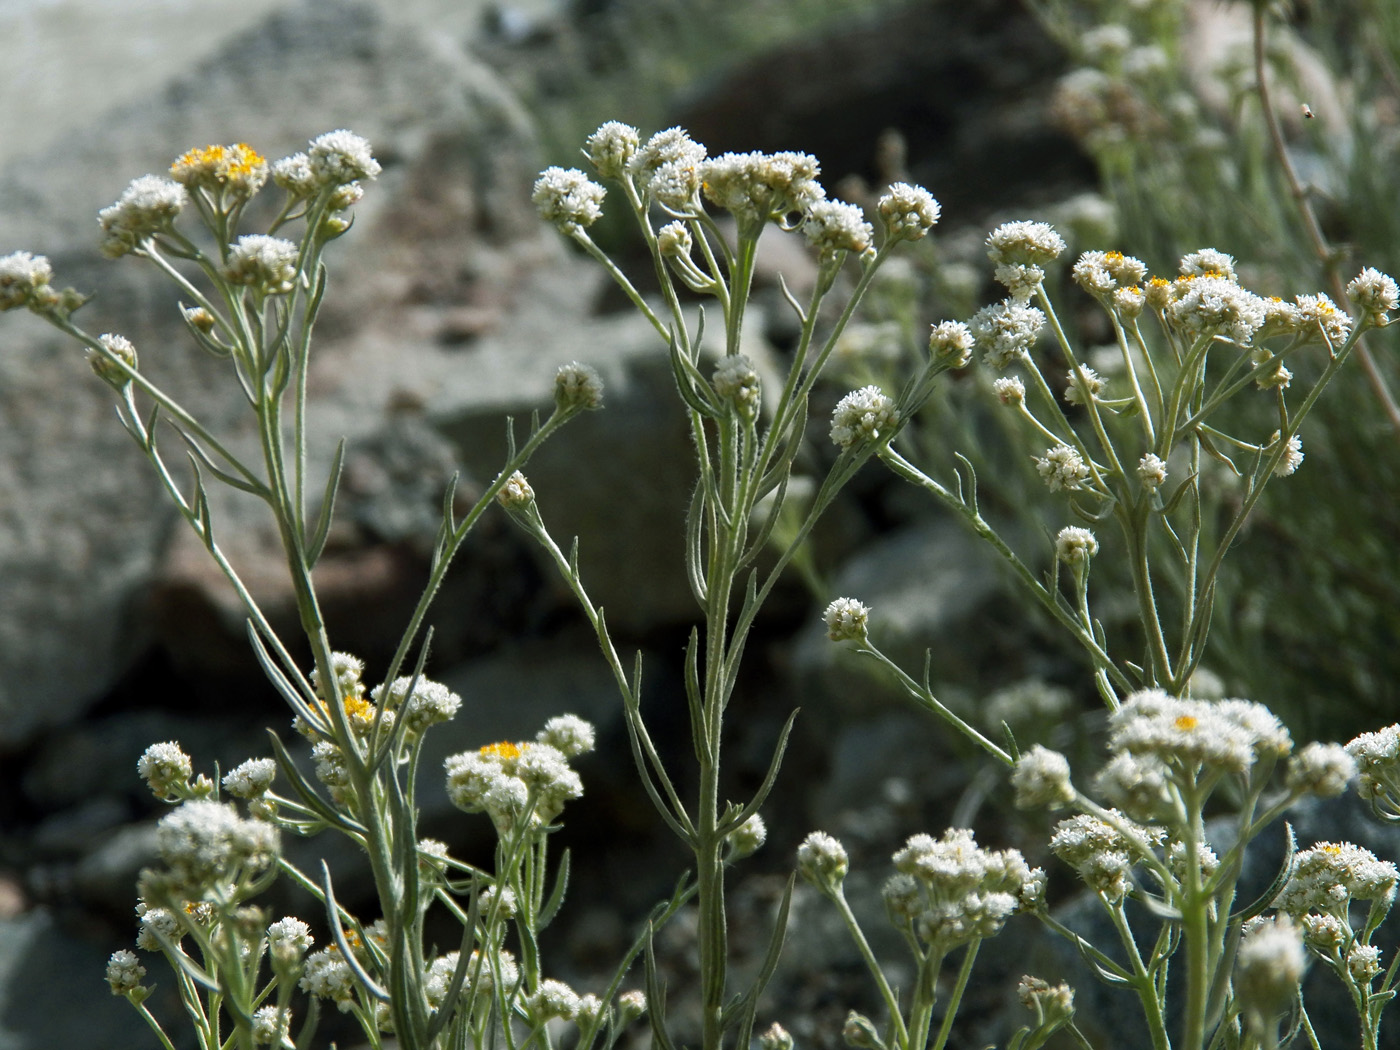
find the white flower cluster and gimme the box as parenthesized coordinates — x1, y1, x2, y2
(700, 150, 825, 227)
(1034, 444, 1089, 492)
(1106, 689, 1291, 777)
(585, 121, 641, 179)
(311, 650, 366, 703)
(1346, 723, 1400, 811)
(1276, 841, 1400, 918)
(830, 385, 898, 450)
(968, 299, 1046, 368)
(445, 722, 591, 830)
(928, 320, 974, 367)
(1292, 293, 1353, 346)
(300, 946, 357, 1010)
(526, 978, 583, 1023)
(250, 1006, 290, 1046)
(555, 360, 605, 412)
(223, 234, 300, 295)
(1347, 267, 1400, 325)
(1234, 916, 1305, 1015)
(0, 251, 56, 312)
(1163, 272, 1268, 346)
(1137, 452, 1167, 492)
(876, 183, 941, 242)
(537, 713, 597, 758)
(307, 129, 382, 186)
(155, 799, 279, 891)
(222, 757, 277, 799)
(1055, 526, 1098, 568)
(371, 674, 463, 734)
(532, 167, 606, 233)
(135, 903, 182, 951)
(1071, 250, 1147, 298)
(97, 175, 189, 258)
(1179, 248, 1237, 280)
(1050, 810, 1164, 902)
(1063, 366, 1104, 405)
(712, 354, 762, 419)
(1011, 745, 1075, 809)
(1285, 741, 1356, 799)
(106, 949, 147, 995)
(170, 142, 267, 197)
(137, 740, 193, 799)
(797, 831, 850, 891)
(1269, 431, 1304, 477)
(267, 916, 314, 965)
(804, 199, 874, 259)
(994, 376, 1025, 405)
(986, 221, 1067, 267)
(88, 332, 138, 388)
(883, 829, 1045, 950)
(628, 127, 707, 211)
(823, 596, 870, 642)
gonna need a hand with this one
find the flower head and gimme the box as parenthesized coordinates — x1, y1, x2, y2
(968, 299, 1046, 368)
(823, 597, 870, 642)
(1179, 248, 1237, 281)
(555, 360, 605, 412)
(307, 130, 381, 186)
(98, 176, 188, 257)
(985, 221, 1065, 266)
(156, 799, 279, 890)
(1055, 526, 1098, 567)
(372, 675, 463, 733)
(585, 121, 641, 179)
(223, 758, 277, 799)
(797, 831, 849, 891)
(700, 151, 824, 228)
(629, 127, 706, 211)
(928, 320, 974, 367)
(1034, 445, 1090, 493)
(137, 741, 193, 799)
(1347, 267, 1399, 325)
(712, 354, 762, 419)
(1287, 742, 1356, 799)
(106, 949, 147, 996)
(170, 143, 267, 197)
(804, 199, 874, 260)
(1011, 745, 1075, 809)
(224, 235, 300, 295)
(877, 183, 940, 242)
(0, 251, 56, 312)
(1235, 916, 1304, 1017)
(89, 333, 138, 388)
(533, 167, 606, 233)
(830, 386, 898, 450)
(1138, 453, 1167, 492)
(537, 714, 596, 758)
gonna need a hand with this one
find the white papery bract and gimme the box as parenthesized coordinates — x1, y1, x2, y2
(307, 129, 381, 186)
(830, 385, 897, 450)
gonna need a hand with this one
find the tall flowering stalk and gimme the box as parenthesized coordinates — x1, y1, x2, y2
(2, 133, 614, 1050)
(525, 122, 950, 1050)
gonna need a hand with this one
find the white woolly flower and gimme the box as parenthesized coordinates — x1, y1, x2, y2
(307, 129, 381, 186)
(1164, 273, 1267, 345)
(585, 121, 640, 179)
(1108, 690, 1291, 776)
(0, 251, 55, 311)
(830, 385, 898, 449)
(135, 904, 182, 951)
(727, 814, 767, 859)
(1276, 841, 1399, 916)
(928, 320, 974, 367)
(224, 235, 300, 295)
(1081, 23, 1132, 62)
(98, 175, 189, 257)
(1063, 366, 1103, 405)
(250, 1006, 291, 1046)
(533, 167, 606, 233)
(310, 651, 365, 703)
(616, 989, 648, 1023)
(700, 150, 824, 227)
(995, 263, 1045, 302)
(712, 354, 762, 419)
(87, 333, 138, 388)
(1055, 526, 1098, 567)
(804, 199, 874, 259)
(629, 127, 706, 209)
(1034, 445, 1090, 492)
(1348, 944, 1382, 982)
(272, 152, 317, 197)
(537, 715, 596, 758)
(877, 182, 941, 241)
(156, 799, 279, 888)
(1270, 432, 1304, 477)
(1010, 745, 1075, 809)
(137, 741, 192, 798)
(1347, 724, 1400, 803)
(372, 675, 462, 733)
(555, 360, 605, 411)
(527, 978, 582, 1022)
(1138, 453, 1167, 492)
(1050, 811, 1163, 902)
(300, 947, 356, 1009)
(1235, 916, 1305, 1015)
(222, 758, 277, 799)
(985, 221, 1066, 266)
(759, 1023, 794, 1050)
(106, 949, 146, 995)
(1347, 267, 1399, 324)
(1179, 248, 1237, 280)
(267, 917, 314, 965)
(824, 596, 870, 642)
(968, 299, 1046, 368)
(1071, 250, 1148, 296)
(797, 831, 849, 890)
(1293, 293, 1352, 346)
(656, 220, 692, 259)
(1113, 284, 1146, 318)
(993, 376, 1025, 405)
(1287, 742, 1357, 799)
(1093, 751, 1172, 821)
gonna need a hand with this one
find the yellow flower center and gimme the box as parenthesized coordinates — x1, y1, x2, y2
(1175, 715, 1199, 731)
(481, 741, 523, 760)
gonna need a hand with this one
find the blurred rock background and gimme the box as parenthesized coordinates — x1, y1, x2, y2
(2, 1, 1397, 1048)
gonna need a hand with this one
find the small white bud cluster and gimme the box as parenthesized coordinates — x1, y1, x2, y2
(758, 1022, 794, 1050)
(726, 814, 767, 860)
(1055, 526, 1098, 568)
(1137, 452, 1167, 492)
(1164, 271, 1268, 346)
(804, 199, 874, 260)
(1017, 976, 1075, 1026)
(628, 127, 707, 212)
(928, 320, 974, 367)
(525, 978, 582, 1023)
(1063, 366, 1104, 405)
(1234, 916, 1305, 1017)
(106, 949, 147, 996)
(1050, 810, 1164, 902)
(137, 741, 193, 799)
(222, 757, 277, 799)
(135, 902, 182, 951)
(224, 234, 300, 295)
(1292, 293, 1352, 347)
(968, 299, 1046, 368)
(585, 121, 641, 179)
(1347, 267, 1399, 325)
(797, 831, 849, 892)
(712, 354, 762, 420)
(884, 829, 1045, 950)
(0, 251, 57, 313)
(307, 129, 382, 186)
(1268, 431, 1304, 477)
(986, 221, 1066, 267)
(876, 182, 941, 242)
(993, 376, 1025, 405)
(98, 175, 189, 257)
(537, 714, 596, 758)
(497, 470, 535, 510)
(1034, 445, 1090, 493)
(155, 799, 279, 892)
(1010, 745, 1075, 809)
(823, 597, 870, 642)
(830, 386, 898, 450)
(1346, 723, 1400, 809)
(1093, 751, 1172, 821)
(266, 916, 314, 966)
(1285, 742, 1356, 799)
(300, 947, 357, 1010)
(372, 674, 463, 734)
(88, 333, 138, 388)
(250, 1006, 291, 1046)
(555, 361, 605, 412)
(1071, 250, 1147, 298)
(700, 150, 825, 228)
(532, 167, 607, 233)
(616, 989, 648, 1024)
